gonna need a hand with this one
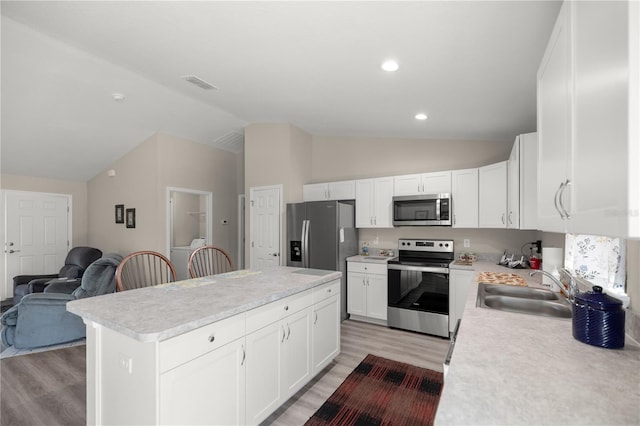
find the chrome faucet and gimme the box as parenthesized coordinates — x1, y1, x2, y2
(530, 268, 578, 303)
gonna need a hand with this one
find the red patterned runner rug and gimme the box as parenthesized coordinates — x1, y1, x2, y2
(305, 354, 444, 426)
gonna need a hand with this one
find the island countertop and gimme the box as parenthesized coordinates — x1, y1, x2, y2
(67, 266, 341, 343)
(436, 261, 640, 425)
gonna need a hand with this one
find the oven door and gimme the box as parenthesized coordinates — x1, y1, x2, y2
(387, 264, 450, 337)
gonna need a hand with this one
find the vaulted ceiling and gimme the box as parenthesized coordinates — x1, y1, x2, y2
(1, 1, 561, 181)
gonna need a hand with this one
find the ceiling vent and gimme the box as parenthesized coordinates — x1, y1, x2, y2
(182, 75, 218, 90)
(213, 131, 244, 153)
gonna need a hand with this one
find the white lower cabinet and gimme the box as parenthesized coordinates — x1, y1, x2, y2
(312, 281, 340, 374)
(245, 291, 313, 425)
(160, 338, 246, 425)
(347, 262, 387, 324)
(449, 269, 474, 333)
(88, 280, 340, 426)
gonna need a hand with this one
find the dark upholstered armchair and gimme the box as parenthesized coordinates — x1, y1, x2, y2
(1, 253, 122, 349)
(12, 246, 102, 304)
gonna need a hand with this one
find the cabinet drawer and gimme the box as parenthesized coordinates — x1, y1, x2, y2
(313, 280, 340, 304)
(159, 314, 246, 373)
(347, 262, 387, 275)
(246, 290, 313, 334)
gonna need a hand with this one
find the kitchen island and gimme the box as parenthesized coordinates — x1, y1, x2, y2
(436, 262, 640, 425)
(68, 266, 342, 426)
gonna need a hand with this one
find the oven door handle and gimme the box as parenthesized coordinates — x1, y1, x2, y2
(387, 264, 449, 274)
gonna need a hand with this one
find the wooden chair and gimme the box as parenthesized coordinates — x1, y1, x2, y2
(116, 251, 177, 291)
(188, 245, 234, 278)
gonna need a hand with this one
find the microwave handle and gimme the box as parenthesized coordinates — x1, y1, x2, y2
(436, 198, 441, 220)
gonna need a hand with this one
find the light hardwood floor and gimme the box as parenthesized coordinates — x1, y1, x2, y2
(264, 319, 450, 425)
(0, 319, 449, 426)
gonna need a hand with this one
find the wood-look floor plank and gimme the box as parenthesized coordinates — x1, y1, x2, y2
(0, 319, 448, 426)
(0, 344, 86, 426)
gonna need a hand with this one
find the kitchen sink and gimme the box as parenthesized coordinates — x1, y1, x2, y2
(361, 256, 391, 261)
(477, 283, 572, 319)
(481, 284, 560, 300)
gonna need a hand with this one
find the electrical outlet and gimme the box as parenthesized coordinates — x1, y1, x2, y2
(464, 239, 470, 248)
(118, 353, 133, 374)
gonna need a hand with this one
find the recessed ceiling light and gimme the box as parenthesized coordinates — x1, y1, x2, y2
(112, 93, 125, 102)
(381, 60, 399, 72)
(415, 113, 428, 120)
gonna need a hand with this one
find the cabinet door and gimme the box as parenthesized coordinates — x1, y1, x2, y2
(366, 273, 388, 321)
(312, 295, 340, 374)
(328, 181, 356, 200)
(355, 179, 374, 228)
(394, 174, 423, 196)
(372, 177, 394, 228)
(507, 138, 520, 229)
(347, 271, 367, 316)
(160, 339, 246, 426)
(245, 322, 282, 426)
(519, 133, 538, 230)
(303, 183, 328, 201)
(571, 0, 629, 237)
(479, 162, 508, 228)
(537, 2, 572, 233)
(423, 171, 452, 194)
(282, 307, 312, 398)
(451, 168, 479, 228)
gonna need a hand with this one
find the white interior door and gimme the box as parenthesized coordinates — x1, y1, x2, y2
(249, 185, 281, 269)
(3, 190, 71, 300)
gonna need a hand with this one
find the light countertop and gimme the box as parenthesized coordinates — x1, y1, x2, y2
(67, 266, 341, 343)
(346, 254, 396, 264)
(435, 261, 640, 425)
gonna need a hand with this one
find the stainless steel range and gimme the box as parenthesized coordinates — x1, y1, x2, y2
(387, 238, 454, 338)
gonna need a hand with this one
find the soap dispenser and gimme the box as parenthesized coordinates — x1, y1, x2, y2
(361, 242, 369, 256)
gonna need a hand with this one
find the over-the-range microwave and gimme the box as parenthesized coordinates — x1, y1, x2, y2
(392, 193, 452, 226)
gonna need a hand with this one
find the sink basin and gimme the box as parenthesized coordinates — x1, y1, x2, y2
(361, 256, 390, 261)
(481, 284, 560, 300)
(476, 283, 572, 319)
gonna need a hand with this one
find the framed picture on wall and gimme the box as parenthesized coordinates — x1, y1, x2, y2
(126, 208, 136, 228)
(115, 204, 125, 224)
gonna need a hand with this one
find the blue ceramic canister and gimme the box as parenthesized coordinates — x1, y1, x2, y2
(573, 286, 625, 349)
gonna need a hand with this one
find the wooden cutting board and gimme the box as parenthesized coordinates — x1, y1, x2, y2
(478, 271, 527, 286)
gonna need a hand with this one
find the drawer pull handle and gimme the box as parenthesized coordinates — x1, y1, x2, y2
(208, 335, 215, 343)
(327, 289, 332, 293)
(284, 305, 289, 311)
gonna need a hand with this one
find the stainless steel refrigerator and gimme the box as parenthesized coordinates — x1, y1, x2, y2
(286, 200, 358, 320)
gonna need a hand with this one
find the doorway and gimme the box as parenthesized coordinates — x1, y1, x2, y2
(166, 188, 212, 280)
(249, 185, 282, 269)
(2, 190, 72, 301)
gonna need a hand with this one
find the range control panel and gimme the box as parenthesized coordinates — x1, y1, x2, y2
(398, 238, 454, 253)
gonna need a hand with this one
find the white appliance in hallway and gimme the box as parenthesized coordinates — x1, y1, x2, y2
(171, 238, 206, 280)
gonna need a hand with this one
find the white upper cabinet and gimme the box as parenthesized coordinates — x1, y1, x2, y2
(537, 1, 638, 238)
(355, 177, 394, 228)
(479, 161, 507, 228)
(569, 0, 638, 238)
(519, 133, 538, 230)
(393, 171, 452, 196)
(303, 181, 356, 201)
(451, 168, 479, 228)
(507, 140, 521, 229)
(507, 133, 538, 230)
(537, 1, 573, 234)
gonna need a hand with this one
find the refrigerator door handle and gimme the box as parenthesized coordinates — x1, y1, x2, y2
(301, 220, 309, 268)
